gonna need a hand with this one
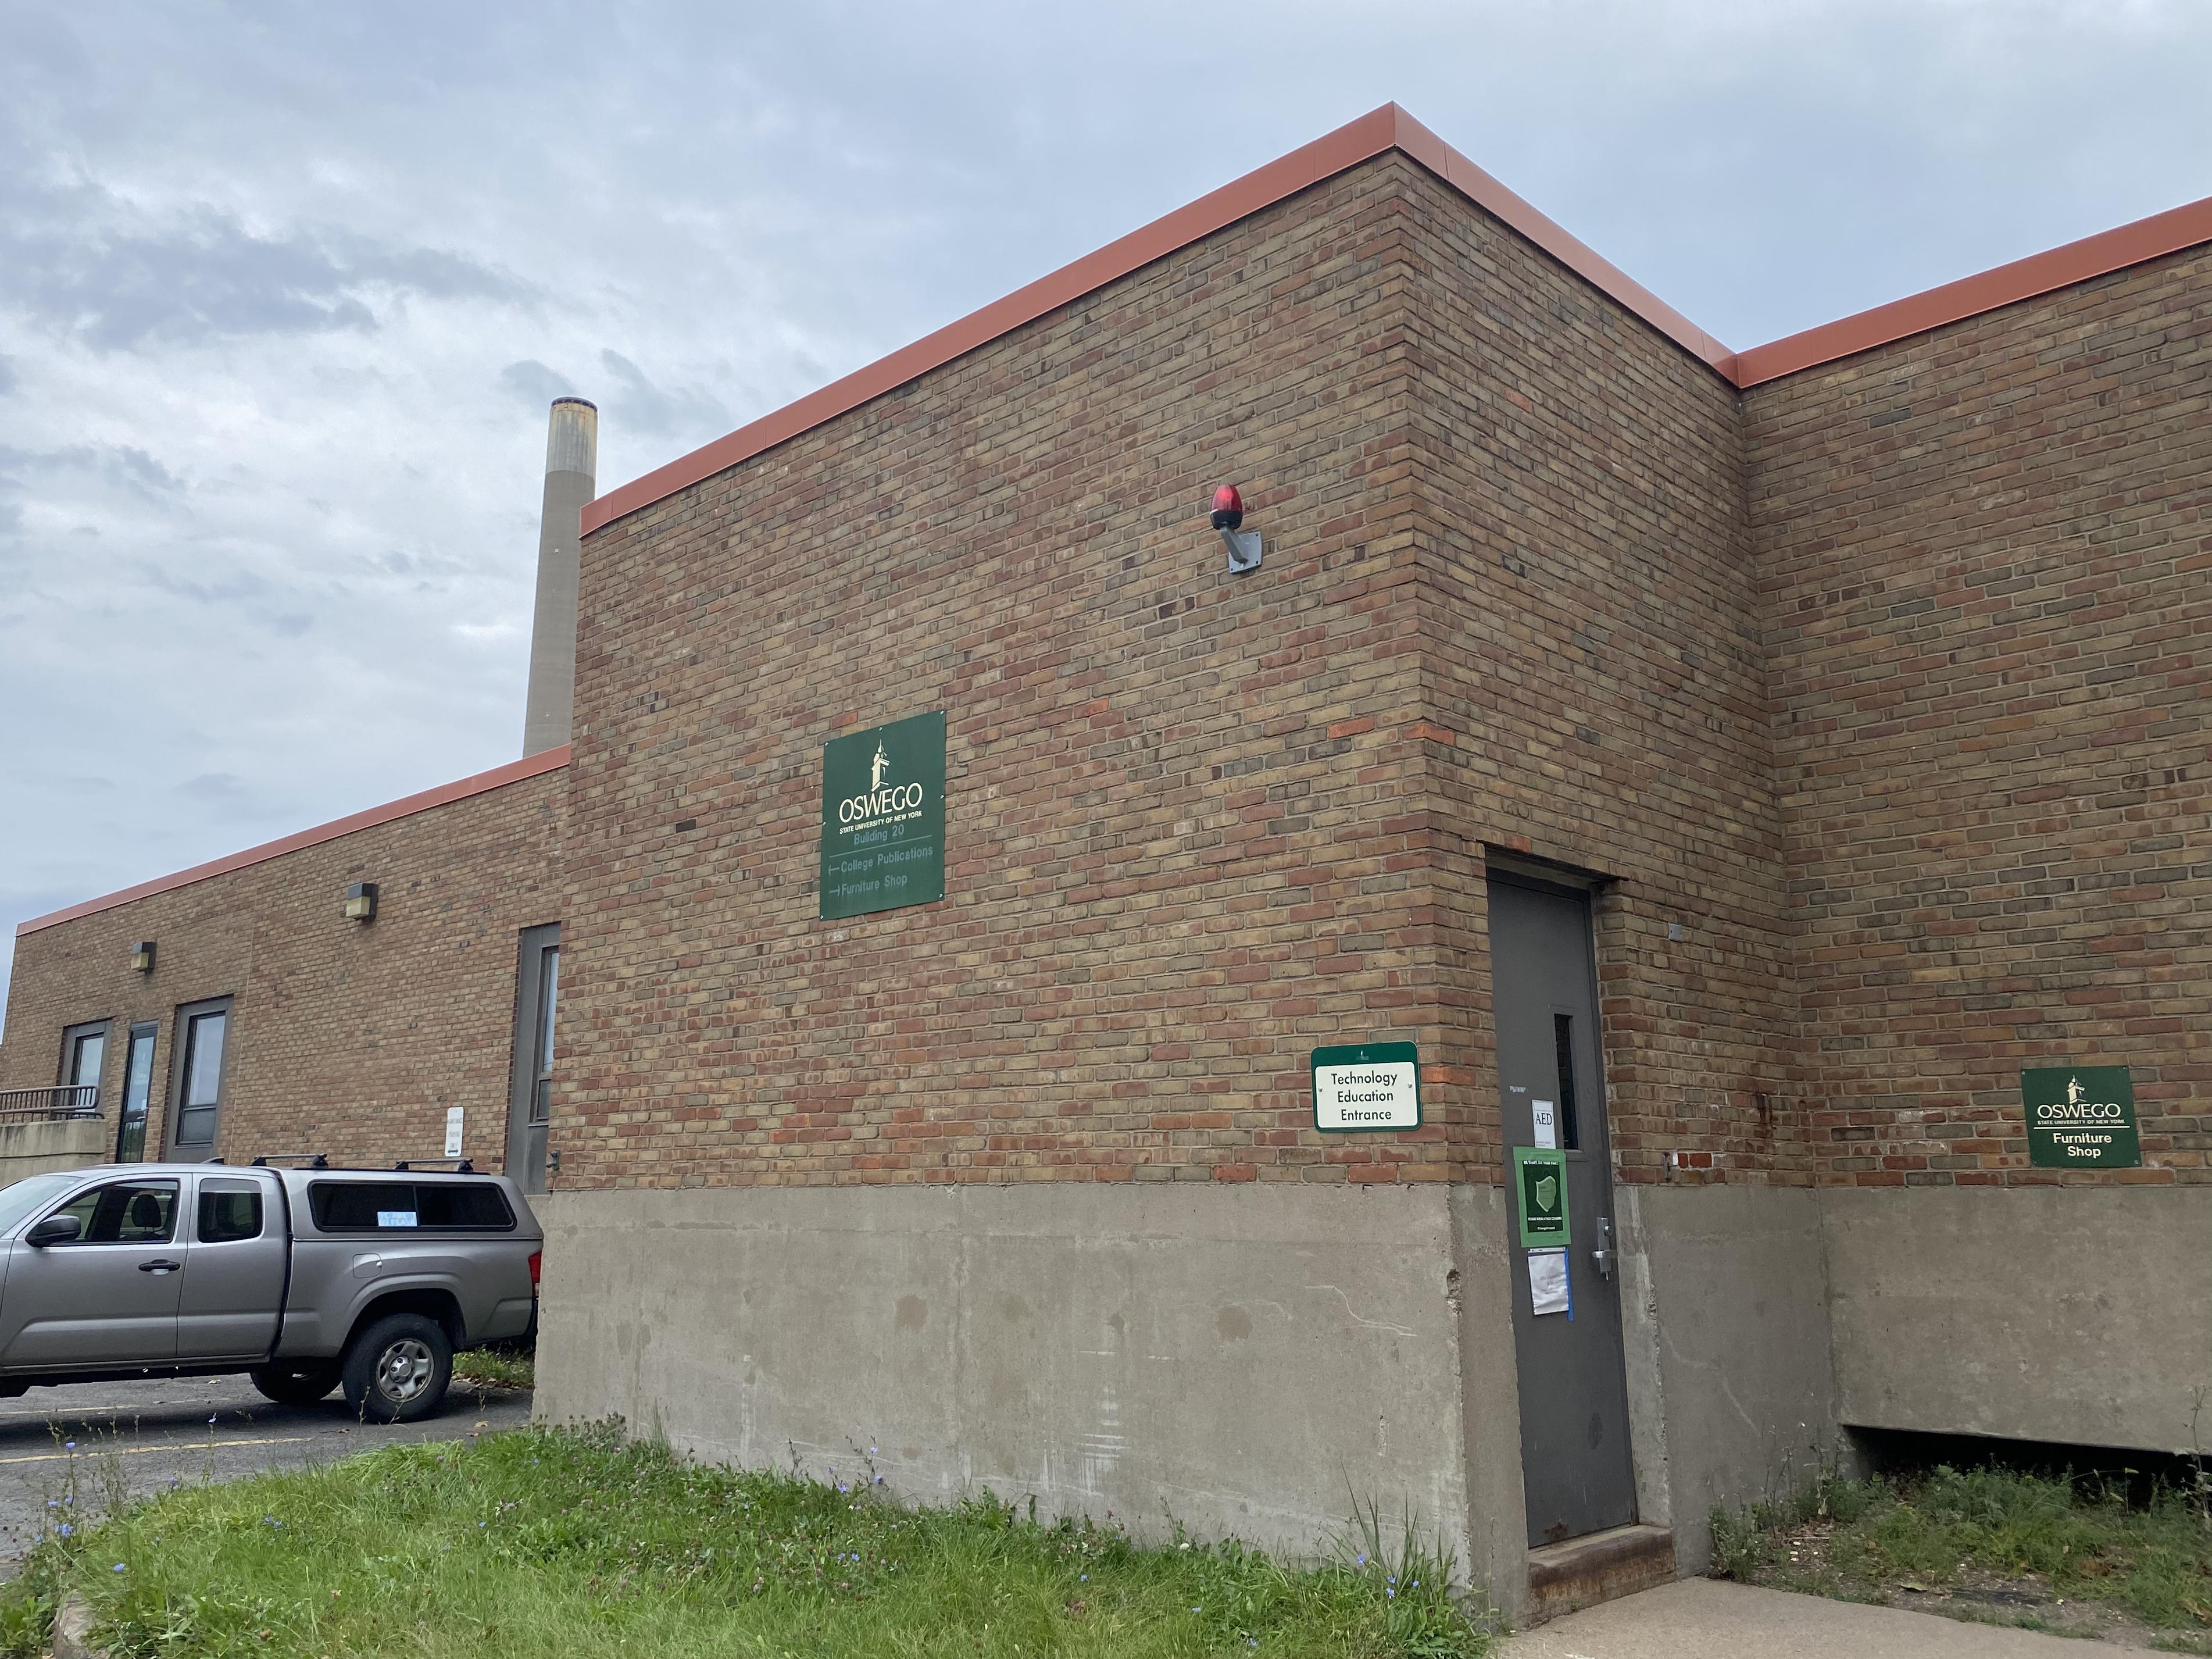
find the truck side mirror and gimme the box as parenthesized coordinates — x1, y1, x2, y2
(25, 1215, 81, 1248)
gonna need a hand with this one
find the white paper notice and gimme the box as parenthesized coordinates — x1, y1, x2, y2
(1527, 1248, 1571, 1317)
(1530, 1099, 1557, 1149)
(444, 1106, 464, 1159)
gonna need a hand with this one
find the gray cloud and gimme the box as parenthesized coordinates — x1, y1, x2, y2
(596, 350, 731, 441)
(0, 191, 528, 352)
(500, 359, 581, 408)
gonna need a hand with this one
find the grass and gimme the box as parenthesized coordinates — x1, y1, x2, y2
(451, 1347, 535, 1390)
(0, 1425, 1491, 1658)
(1711, 1464, 2212, 1651)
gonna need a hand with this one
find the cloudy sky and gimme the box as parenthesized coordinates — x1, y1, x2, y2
(4, 0, 2209, 1026)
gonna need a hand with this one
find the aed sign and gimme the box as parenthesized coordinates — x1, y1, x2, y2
(2021, 1066, 2140, 1169)
(1513, 1146, 1570, 1247)
(820, 711, 946, 921)
(1312, 1042, 1420, 1132)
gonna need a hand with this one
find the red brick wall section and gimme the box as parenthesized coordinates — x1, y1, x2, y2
(1749, 246, 2212, 1187)
(556, 153, 1803, 1190)
(1391, 167, 1804, 1189)
(0, 769, 564, 1172)
(560, 158, 1446, 1188)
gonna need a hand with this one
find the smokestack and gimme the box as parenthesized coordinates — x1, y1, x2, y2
(523, 397, 598, 755)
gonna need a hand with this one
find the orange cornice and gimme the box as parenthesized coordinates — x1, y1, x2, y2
(581, 104, 1731, 535)
(582, 103, 2212, 531)
(1725, 191, 2212, 387)
(14, 746, 570, 938)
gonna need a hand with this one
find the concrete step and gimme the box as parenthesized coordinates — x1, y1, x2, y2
(1525, 1522, 1677, 1624)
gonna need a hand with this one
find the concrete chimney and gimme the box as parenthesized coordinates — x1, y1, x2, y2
(522, 397, 598, 755)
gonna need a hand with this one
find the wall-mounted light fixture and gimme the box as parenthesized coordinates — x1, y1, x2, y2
(1210, 484, 1262, 574)
(343, 882, 378, 923)
(129, 940, 156, 974)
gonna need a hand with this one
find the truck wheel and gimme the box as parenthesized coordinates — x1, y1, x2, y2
(341, 1313, 453, 1424)
(249, 1364, 340, 1405)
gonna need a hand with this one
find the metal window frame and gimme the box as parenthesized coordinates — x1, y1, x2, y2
(57, 1019, 112, 1098)
(115, 1022, 159, 1163)
(165, 996, 235, 1161)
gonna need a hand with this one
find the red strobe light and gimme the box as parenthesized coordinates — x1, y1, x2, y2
(1210, 484, 1245, 531)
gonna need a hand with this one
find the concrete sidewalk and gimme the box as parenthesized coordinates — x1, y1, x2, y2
(1499, 1580, 2142, 1658)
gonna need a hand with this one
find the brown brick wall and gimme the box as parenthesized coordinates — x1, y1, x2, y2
(1388, 167, 1802, 1189)
(0, 768, 564, 1172)
(556, 152, 1802, 1190)
(1749, 247, 2212, 1187)
(561, 157, 1440, 1187)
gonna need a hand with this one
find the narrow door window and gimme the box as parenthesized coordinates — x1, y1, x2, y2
(116, 1024, 157, 1162)
(171, 1002, 232, 1156)
(59, 1022, 109, 1113)
(1552, 1012, 1582, 1150)
(531, 946, 559, 1129)
(506, 924, 560, 1194)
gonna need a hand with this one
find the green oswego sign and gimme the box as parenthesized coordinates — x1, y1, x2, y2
(819, 711, 946, 920)
(2021, 1066, 2140, 1169)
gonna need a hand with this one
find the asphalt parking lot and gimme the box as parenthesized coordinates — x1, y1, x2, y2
(0, 1374, 532, 1564)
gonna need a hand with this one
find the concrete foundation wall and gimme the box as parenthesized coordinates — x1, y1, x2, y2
(0, 1118, 108, 1182)
(1617, 1185, 1839, 1572)
(1824, 1187, 2212, 1452)
(538, 1183, 1535, 1601)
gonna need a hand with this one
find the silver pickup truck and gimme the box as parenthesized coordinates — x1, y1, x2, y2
(0, 1163, 541, 1422)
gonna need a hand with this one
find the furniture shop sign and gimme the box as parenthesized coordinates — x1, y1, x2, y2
(2021, 1066, 2140, 1169)
(1312, 1042, 1420, 1132)
(820, 711, 946, 920)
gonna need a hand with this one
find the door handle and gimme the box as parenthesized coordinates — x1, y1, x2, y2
(1591, 1217, 1614, 1282)
(138, 1259, 181, 1274)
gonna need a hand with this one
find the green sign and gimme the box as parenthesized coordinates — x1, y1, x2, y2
(1513, 1146, 1570, 1247)
(820, 711, 946, 920)
(1311, 1043, 1420, 1132)
(2022, 1066, 2140, 1169)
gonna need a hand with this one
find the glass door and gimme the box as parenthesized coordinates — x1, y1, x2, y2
(116, 1023, 158, 1162)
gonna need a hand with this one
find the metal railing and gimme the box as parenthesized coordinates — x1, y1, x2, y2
(0, 1085, 100, 1122)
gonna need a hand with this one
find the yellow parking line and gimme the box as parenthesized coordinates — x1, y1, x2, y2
(0, 1435, 316, 1466)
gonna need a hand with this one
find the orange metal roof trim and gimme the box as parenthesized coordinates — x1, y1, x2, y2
(14, 746, 570, 938)
(583, 102, 2212, 533)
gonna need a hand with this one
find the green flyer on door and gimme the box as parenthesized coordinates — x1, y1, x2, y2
(1513, 1145, 1570, 1248)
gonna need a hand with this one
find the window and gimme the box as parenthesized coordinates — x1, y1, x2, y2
(197, 1182, 265, 1243)
(59, 1021, 109, 1109)
(1553, 1012, 1582, 1151)
(116, 1024, 157, 1162)
(170, 1001, 232, 1154)
(47, 1180, 178, 1245)
(531, 945, 559, 1128)
(308, 1180, 515, 1233)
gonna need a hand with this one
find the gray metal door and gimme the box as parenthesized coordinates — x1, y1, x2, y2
(0, 1178, 184, 1368)
(1490, 874, 1636, 1546)
(176, 1173, 286, 1359)
(506, 925, 560, 1194)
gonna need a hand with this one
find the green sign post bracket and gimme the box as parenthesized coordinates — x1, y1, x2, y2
(2021, 1066, 2140, 1169)
(819, 711, 947, 921)
(1513, 1145, 1570, 1248)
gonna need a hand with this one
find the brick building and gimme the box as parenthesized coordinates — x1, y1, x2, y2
(4, 105, 2207, 1619)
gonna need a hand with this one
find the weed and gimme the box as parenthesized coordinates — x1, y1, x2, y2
(0, 1425, 1493, 1658)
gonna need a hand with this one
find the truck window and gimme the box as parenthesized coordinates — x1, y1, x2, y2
(47, 1180, 178, 1245)
(308, 1181, 514, 1232)
(198, 1182, 265, 1243)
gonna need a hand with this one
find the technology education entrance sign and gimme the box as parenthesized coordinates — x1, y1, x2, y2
(1312, 1042, 1420, 1131)
(820, 711, 946, 920)
(2021, 1066, 2140, 1169)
